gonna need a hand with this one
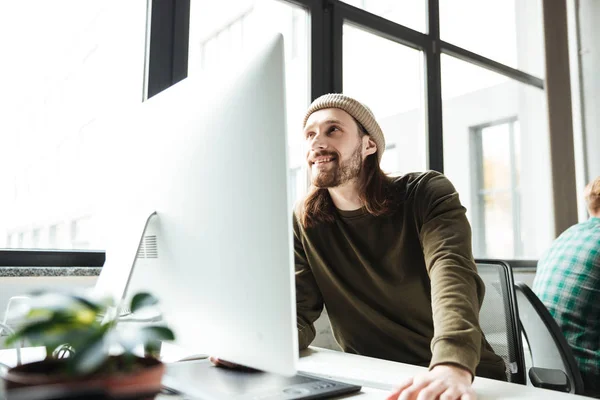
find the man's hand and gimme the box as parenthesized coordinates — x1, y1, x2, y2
(386, 364, 475, 400)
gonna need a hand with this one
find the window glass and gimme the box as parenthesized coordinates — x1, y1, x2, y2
(475, 120, 523, 258)
(442, 54, 552, 259)
(440, 0, 544, 77)
(0, 0, 148, 249)
(189, 0, 310, 209)
(343, 24, 426, 175)
(341, 0, 426, 33)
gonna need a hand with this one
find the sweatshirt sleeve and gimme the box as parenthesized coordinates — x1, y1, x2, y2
(293, 213, 324, 350)
(415, 172, 485, 377)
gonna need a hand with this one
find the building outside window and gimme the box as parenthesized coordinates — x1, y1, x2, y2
(471, 118, 523, 258)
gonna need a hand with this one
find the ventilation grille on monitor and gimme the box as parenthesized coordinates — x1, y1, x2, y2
(136, 235, 158, 259)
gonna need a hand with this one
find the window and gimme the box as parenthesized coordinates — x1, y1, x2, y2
(32, 229, 42, 248)
(71, 217, 93, 250)
(440, 0, 544, 77)
(189, 0, 310, 209)
(471, 119, 522, 258)
(0, 1, 149, 250)
(341, 0, 426, 33)
(380, 144, 399, 176)
(291, 8, 304, 59)
(2, 1, 572, 262)
(442, 55, 551, 259)
(48, 225, 59, 249)
(343, 24, 426, 175)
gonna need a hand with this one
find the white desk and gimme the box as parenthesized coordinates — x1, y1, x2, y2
(0, 346, 590, 399)
(299, 347, 590, 399)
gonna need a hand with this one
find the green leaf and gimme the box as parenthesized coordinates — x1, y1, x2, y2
(140, 326, 175, 359)
(68, 329, 109, 375)
(130, 292, 159, 313)
(139, 326, 175, 343)
(144, 341, 162, 359)
(69, 294, 104, 313)
(52, 327, 102, 351)
(5, 313, 75, 346)
(6, 311, 102, 352)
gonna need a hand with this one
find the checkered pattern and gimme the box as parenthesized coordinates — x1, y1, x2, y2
(533, 217, 600, 383)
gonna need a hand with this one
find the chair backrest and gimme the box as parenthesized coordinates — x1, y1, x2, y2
(476, 259, 526, 384)
(514, 282, 585, 394)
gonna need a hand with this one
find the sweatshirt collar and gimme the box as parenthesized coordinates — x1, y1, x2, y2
(336, 206, 368, 218)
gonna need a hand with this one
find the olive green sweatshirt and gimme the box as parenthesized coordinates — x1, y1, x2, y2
(294, 171, 506, 380)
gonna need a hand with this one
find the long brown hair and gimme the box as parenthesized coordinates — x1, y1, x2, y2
(297, 121, 393, 228)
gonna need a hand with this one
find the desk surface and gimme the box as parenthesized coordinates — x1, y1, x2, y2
(0, 346, 590, 399)
(299, 347, 589, 400)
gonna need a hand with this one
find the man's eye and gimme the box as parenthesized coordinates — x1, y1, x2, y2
(306, 132, 315, 139)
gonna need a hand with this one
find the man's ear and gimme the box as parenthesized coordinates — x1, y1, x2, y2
(363, 136, 377, 157)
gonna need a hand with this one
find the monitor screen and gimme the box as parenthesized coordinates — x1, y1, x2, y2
(95, 33, 297, 376)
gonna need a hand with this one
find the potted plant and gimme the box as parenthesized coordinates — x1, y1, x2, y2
(2, 290, 174, 399)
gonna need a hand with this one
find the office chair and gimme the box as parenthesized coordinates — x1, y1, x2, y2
(475, 259, 526, 384)
(514, 282, 585, 394)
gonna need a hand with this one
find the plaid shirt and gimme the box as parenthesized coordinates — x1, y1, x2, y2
(533, 217, 600, 383)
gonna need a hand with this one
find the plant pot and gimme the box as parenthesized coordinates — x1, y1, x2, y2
(2, 355, 165, 399)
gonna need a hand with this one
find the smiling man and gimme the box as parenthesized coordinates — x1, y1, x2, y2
(294, 93, 506, 400)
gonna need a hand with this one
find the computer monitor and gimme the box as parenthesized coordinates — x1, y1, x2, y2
(94, 34, 361, 399)
(95, 33, 296, 375)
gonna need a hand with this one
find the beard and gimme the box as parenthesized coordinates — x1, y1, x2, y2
(311, 143, 363, 188)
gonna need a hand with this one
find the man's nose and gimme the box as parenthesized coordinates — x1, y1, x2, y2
(311, 132, 327, 151)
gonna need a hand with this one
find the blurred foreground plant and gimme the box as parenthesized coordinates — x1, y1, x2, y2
(6, 290, 174, 376)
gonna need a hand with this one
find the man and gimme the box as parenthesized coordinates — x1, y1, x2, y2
(533, 176, 600, 398)
(295, 93, 505, 399)
(212, 93, 506, 399)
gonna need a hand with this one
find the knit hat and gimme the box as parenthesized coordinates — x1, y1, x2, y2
(303, 93, 385, 163)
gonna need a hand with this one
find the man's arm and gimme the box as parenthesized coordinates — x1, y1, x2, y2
(416, 171, 484, 376)
(293, 213, 324, 350)
(388, 172, 483, 400)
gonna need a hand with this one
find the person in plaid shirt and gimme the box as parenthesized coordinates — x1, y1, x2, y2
(533, 176, 600, 397)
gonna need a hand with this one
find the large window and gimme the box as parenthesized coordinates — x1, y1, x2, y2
(2, 0, 573, 263)
(0, 0, 148, 250)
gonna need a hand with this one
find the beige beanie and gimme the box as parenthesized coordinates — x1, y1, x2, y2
(303, 93, 386, 163)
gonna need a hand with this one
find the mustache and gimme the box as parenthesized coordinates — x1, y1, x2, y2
(308, 150, 339, 162)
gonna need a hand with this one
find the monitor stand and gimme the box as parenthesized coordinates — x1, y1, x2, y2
(96, 209, 158, 323)
(162, 359, 361, 400)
